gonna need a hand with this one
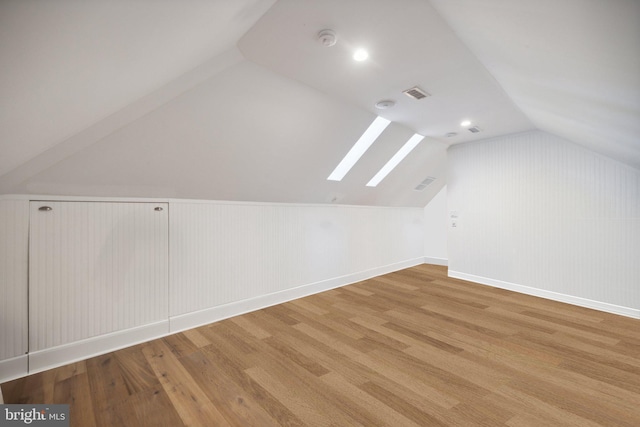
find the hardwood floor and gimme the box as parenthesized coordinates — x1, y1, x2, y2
(3, 264, 640, 426)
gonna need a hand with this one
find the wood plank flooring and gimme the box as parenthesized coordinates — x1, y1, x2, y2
(3, 264, 640, 426)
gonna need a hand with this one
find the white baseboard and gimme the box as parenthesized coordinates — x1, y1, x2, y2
(9, 258, 425, 381)
(423, 257, 448, 266)
(0, 355, 28, 384)
(28, 320, 170, 375)
(170, 257, 425, 333)
(448, 270, 640, 319)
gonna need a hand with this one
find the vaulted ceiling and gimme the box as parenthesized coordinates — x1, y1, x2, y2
(0, 0, 637, 206)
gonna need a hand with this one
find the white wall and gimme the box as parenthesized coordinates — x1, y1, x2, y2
(448, 131, 640, 317)
(0, 199, 29, 381)
(0, 196, 424, 381)
(169, 201, 424, 331)
(423, 186, 448, 265)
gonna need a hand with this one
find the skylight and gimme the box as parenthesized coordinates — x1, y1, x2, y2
(366, 133, 424, 187)
(327, 116, 390, 181)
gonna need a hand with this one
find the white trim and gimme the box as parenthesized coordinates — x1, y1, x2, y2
(0, 194, 423, 210)
(13, 257, 424, 380)
(423, 257, 448, 266)
(0, 355, 28, 384)
(166, 198, 417, 209)
(20, 195, 169, 203)
(0, 194, 32, 201)
(28, 321, 170, 375)
(448, 270, 640, 319)
(170, 257, 425, 333)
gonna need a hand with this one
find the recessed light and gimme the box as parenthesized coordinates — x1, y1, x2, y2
(353, 48, 369, 61)
(460, 120, 471, 127)
(366, 133, 425, 187)
(327, 116, 390, 181)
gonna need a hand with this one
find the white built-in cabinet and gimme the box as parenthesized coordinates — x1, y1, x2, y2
(28, 201, 169, 371)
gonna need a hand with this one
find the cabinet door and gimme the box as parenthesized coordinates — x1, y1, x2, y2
(29, 201, 168, 351)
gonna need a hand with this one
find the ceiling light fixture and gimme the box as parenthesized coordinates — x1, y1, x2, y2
(328, 116, 390, 181)
(375, 100, 395, 109)
(366, 133, 425, 187)
(460, 120, 472, 127)
(353, 48, 369, 61)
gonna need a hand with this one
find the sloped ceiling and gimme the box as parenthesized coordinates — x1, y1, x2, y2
(0, 0, 637, 207)
(429, 0, 640, 169)
(11, 59, 448, 206)
(0, 0, 275, 176)
(237, 0, 533, 143)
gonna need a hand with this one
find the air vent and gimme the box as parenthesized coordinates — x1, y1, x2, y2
(414, 176, 436, 191)
(403, 86, 430, 100)
(468, 126, 482, 133)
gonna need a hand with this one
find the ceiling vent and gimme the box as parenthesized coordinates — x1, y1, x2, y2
(468, 126, 482, 133)
(403, 86, 430, 100)
(414, 176, 436, 191)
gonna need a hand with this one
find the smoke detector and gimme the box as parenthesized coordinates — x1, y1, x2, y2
(318, 29, 337, 47)
(375, 99, 396, 109)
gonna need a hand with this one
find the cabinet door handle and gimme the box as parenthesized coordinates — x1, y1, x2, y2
(154, 207, 163, 212)
(39, 206, 53, 211)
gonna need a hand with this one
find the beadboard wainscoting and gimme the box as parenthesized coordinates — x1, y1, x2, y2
(168, 202, 425, 331)
(0, 197, 425, 381)
(448, 131, 640, 318)
(27, 201, 170, 373)
(0, 199, 29, 382)
(423, 186, 448, 267)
